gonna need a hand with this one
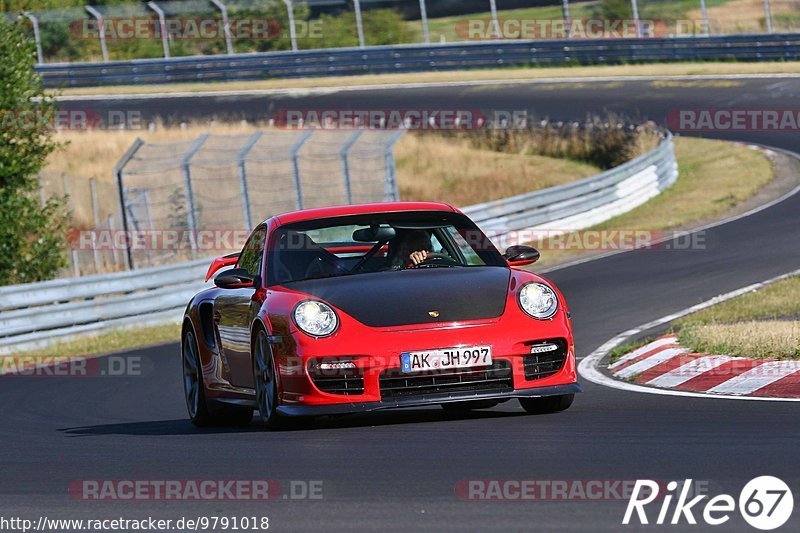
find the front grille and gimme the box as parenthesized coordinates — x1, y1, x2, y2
(379, 360, 513, 400)
(523, 339, 568, 380)
(308, 361, 364, 395)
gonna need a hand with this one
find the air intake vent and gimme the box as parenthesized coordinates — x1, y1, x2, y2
(523, 339, 568, 380)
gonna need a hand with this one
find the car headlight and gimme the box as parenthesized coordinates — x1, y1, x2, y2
(518, 282, 559, 319)
(293, 300, 339, 337)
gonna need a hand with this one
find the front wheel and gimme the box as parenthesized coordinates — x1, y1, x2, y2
(519, 394, 574, 415)
(253, 330, 309, 430)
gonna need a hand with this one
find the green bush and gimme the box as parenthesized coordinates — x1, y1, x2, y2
(0, 18, 69, 285)
(599, 0, 634, 19)
(452, 116, 661, 170)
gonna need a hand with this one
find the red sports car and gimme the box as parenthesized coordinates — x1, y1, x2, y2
(181, 202, 580, 428)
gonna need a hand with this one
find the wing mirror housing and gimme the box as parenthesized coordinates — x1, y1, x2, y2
(504, 245, 540, 267)
(214, 268, 260, 289)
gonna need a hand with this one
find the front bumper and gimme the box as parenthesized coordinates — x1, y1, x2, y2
(276, 382, 582, 416)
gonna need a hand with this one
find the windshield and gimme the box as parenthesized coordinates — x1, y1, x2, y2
(266, 211, 505, 286)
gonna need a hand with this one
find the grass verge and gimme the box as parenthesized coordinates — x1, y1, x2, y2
(674, 276, 800, 359)
(395, 133, 600, 205)
(56, 61, 800, 97)
(534, 137, 773, 267)
(16, 323, 180, 359)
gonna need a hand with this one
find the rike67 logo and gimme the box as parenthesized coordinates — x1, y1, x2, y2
(623, 476, 794, 530)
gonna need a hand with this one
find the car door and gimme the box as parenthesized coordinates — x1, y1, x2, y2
(214, 226, 266, 388)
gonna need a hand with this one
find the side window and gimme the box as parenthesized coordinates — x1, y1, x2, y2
(237, 227, 266, 277)
(446, 227, 486, 266)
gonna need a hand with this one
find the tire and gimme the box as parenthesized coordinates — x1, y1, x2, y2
(441, 400, 500, 414)
(519, 394, 574, 415)
(253, 329, 305, 430)
(182, 329, 253, 427)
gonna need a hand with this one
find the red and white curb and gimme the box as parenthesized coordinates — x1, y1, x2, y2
(578, 267, 800, 402)
(610, 335, 800, 398)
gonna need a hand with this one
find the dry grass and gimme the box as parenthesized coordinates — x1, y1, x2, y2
(675, 276, 800, 359)
(395, 133, 600, 206)
(56, 61, 800, 97)
(679, 320, 800, 359)
(687, 0, 800, 34)
(534, 137, 773, 267)
(15, 323, 180, 359)
(676, 276, 800, 326)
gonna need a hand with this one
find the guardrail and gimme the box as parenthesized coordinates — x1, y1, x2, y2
(0, 258, 208, 353)
(38, 33, 800, 88)
(463, 135, 678, 248)
(0, 136, 677, 354)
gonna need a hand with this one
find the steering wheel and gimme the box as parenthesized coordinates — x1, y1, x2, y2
(407, 255, 459, 269)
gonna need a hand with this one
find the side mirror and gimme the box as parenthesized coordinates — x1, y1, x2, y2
(214, 268, 259, 289)
(504, 245, 540, 267)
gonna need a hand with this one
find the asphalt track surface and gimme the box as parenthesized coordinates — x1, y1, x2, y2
(2, 78, 799, 531)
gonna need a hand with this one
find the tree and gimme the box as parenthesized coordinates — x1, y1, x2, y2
(0, 18, 68, 285)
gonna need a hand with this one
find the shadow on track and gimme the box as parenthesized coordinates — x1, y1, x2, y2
(59, 407, 529, 436)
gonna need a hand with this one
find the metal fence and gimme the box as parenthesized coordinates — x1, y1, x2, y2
(37, 32, 800, 88)
(38, 172, 128, 277)
(115, 128, 404, 269)
(0, 134, 678, 354)
(6, 0, 797, 65)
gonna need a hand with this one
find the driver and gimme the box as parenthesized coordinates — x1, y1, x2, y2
(389, 230, 434, 269)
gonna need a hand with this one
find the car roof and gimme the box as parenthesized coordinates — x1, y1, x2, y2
(269, 202, 458, 226)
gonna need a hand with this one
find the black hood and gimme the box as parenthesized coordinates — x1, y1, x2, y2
(285, 267, 510, 328)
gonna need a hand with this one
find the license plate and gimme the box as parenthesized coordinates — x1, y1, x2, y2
(400, 346, 492, 373)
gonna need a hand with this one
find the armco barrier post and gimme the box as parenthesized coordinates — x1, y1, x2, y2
(630, 0, 642, 38)
(354, 0, 365, 48)
(282, 0, 298, 52)
(84, 6, 109, 62)
(764, 0, 774, 33)
(89, 178, 101, 273)
(488, 0, 501, 39)
(237, 131, 263, 229)
(211, 0, 234, 54)
(419, 0, 430, 43)
(699, 0, 710, 35)
(384, 131, 405, 201)
(182, 135, 209, 257)
(340, 130, 363, 204)
(290, 130, 314, 210)
(23, 12, 43, 64)
(146, 1, 170, 58)
(113, 138, 144, 270)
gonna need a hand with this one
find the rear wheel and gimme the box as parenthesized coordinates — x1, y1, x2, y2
(519, 394, 574, 415)
(182, 329, 252, 427)
(441, 400, 500, 414)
